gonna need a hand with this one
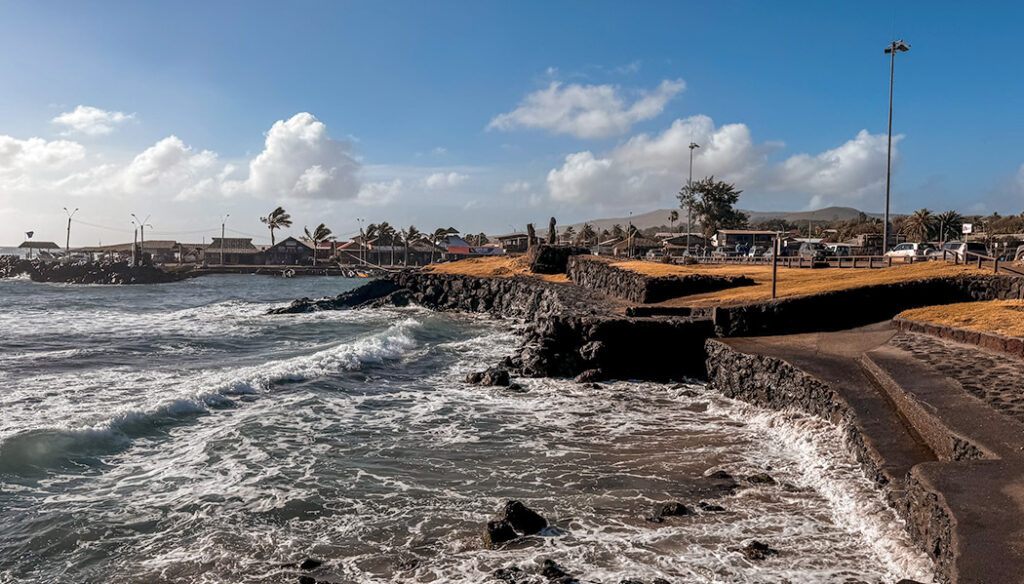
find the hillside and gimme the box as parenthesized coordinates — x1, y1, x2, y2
(564, 206, 882, 233)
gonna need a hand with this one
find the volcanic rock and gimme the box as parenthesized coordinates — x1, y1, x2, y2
(497, 500, 548, 535)
(483, 519, 518, 549)
(737, 540, 779, 560)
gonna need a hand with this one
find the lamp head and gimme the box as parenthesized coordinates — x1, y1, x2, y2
(885, 40, 911, 54)
(689, 142, 700, 150)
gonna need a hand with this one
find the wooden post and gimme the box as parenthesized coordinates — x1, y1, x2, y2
(771, 235, 778, 299)
(994, 257, 1000, 274)
(888, 256, 892, 267)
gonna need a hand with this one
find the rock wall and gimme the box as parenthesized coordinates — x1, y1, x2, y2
(0, 257, 186, 285)
(712, 274, 1024, 338)
(384, 271, 713, 380)
(566, 255, 754, 304)
(892, 316, 1024, 359)
(527, 245, 590, 275)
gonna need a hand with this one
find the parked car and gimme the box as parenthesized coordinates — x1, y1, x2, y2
(827, 244, 853, 257)
(798, 242, 829, 264)
(885, 242, 936, 258)
(927, 241, 987, 261)
(1015, 244, 1024, 262)
(747, 245, 767, 257)
(710, 247, 733, 258)
(645, 248, 665, 260)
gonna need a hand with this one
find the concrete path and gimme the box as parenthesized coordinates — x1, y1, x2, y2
(716, 323, 1024, 584)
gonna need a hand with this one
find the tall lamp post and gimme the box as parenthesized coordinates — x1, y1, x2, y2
(131, 213, 151, 266)
(63, 207, 78, 259)
(687, 142, 700, 252)
(883, 39, 910, 253)
(220, 214, 230, 266)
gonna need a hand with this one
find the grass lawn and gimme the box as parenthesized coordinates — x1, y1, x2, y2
(422, 256, 569, 282)
(898, 300, 1024, 338)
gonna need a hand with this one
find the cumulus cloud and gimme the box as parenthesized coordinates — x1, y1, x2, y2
(502, 180, 532, 194)
(0, 135, 85, 171)
(52, 105, 134, 136)
(224, 113, 360, 200)
(356, 179, 403, 206)
(488, 78, 685, 138)
(545, 115, 895, 210)
(423, 171, 468, 189)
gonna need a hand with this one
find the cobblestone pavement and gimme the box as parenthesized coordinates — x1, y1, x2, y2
(890, 332, 1024, 423)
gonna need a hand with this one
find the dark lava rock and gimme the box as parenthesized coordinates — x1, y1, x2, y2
(298, 577, 316, 584)
(299, 558, 323, 570)
(895, 580, 927, 584)
(493, 566, 526, 583)
(574, 368, 603, 383)
(468, 367, 511, 387)
(484, 519, 519, 548)
(649, 501, 694, 522)
(737, 540, 779, 560)
(698, 501, 726, 512)
(498, 500, 548, 535)
(269, 278, 400, 314)
(528, 245, 589, 275)
(745, 473, 776, 485)
(540, 559, 578, 583)
(678, 470, 741, 499)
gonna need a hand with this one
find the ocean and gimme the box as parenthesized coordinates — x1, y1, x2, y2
(0, 275, 934, 583)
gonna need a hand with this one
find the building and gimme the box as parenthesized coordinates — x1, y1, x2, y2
(443, 235, 505, 258)
(264, 236, 314, 265)
(205, 238, 260, 265)
(663, 234, 712, 256)
(713, 229, 778, 249)
(495, 233, 530, 253)
(18, 240, 61, 260)
(78, 241, 178, 263)
(608, 236, 661, 258)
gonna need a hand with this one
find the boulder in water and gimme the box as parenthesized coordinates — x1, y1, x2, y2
(493, 566, 526, 583)
(467, 367, 511, 387)
(745, 472, 776, 485)
(540, 559, 578, 583)
(484, 519, 518, 549)
(736, 540, 779, 560)
(498, 500, 548, 535)
(649, 501, 694, 522)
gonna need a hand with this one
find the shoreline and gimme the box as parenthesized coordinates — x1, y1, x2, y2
(271, 263, 1024, 583)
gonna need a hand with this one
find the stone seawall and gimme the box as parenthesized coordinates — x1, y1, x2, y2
(892, 316, 1024, 359)
(388, 270, 713, 380)
(712, 274, 1024, 337)
(0, 257, 186, 284)
(566, 255, 753, 304)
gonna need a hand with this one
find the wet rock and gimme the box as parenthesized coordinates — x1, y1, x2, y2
(736, 540, 779, 560)
(298, 577, 316, 584)
(745, 473, 776, 485)
(698, 501, 726, 512)
(466, 371, 485, 384)
(299, 558, 323, 570)
(540, 559, 578, 583)
(484, 519, 518, 549)
(466, 367, 511, 387)
(649, 501, 694, 522)
(678, 470, 741, 499)
(269, 278, 400, 314)
(506, 382, 525, 391)
(497, 500, 548, 535)
(493, 566, 526, 583)
(574, 368, 603, 383)
(895, 580, 927, 584)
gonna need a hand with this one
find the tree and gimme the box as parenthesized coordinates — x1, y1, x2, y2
(377, 222, 397, 265)
(687, 176, 749, 240)
(260, 206, 292, 246)
(934, 210, 963, 243)
(430, 227, 457, 263)
(303, 223, 333, 266)
(610, 224, 625, 239)
(902, 208, 936, 243)
(562, 226, 576, 245)
(578, 223, 597, 246)
(668, 210, 679, 233)
(404, 225, 422, 265)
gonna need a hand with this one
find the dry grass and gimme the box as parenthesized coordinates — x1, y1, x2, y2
(608, 261, 990, 307)
(899, 300, 1024, 338)
(422, 256, 568, 283)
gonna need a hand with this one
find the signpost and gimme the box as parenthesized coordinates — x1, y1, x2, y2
(962, 223, 973, 235)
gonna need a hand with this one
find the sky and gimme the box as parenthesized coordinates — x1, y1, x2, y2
(1, 0, 1023, 246)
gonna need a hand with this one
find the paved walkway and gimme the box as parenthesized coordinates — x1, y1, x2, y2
(717, 323, 1024, 584)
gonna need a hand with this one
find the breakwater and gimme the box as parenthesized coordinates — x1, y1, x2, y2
(0, 257, 186, 284)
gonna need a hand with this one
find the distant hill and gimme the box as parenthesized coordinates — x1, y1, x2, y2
(565, 206, 882, 233)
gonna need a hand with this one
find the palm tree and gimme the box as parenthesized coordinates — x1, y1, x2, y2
(375, 222, 397, 266)
(260, 206, 292, 246)
(303, 223, 333, 266)
(610, 224, 625, 239)
(934, 210, 964, 243)
(562, 226, 576, 245)
(404, 225, 422, 265)
(578, 223, 597, 246)
(429, 227, 458, 263)
(668, 210, 679, 233)
(902, 209, 936, 243)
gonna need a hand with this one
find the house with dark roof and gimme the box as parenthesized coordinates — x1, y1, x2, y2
(264, 236, 314, 265)
(205, 238, 260, 265)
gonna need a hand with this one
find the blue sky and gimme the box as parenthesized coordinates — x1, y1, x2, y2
(1, 1, 1022, 245)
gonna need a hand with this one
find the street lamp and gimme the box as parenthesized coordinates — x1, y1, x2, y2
(131, 213, 152, 266)
(883, 39, 910, 253)
(219, 214, 230, 266)
(63, 207, 78, 259)
(687, 142, 700, 252)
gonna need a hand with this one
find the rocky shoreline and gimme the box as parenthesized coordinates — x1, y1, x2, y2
(0, 257, 187, 285)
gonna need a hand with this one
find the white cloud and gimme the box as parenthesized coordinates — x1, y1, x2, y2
(0, 135, 85, 171)
(52, 105, 134, 136)
(488, 78, 685, 138)
(356, 179, 403, 206)
(502, 180, 532, 194)
(545, 115, 895, 210)
(423, 171, 468, 189)
(223, 113, 360, 200)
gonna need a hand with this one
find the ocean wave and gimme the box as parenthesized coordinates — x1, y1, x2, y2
(0, 318, 423, 475)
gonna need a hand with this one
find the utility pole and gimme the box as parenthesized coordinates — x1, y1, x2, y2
(771, 233, 779, 299)
(132, 226, 138, 266)
(63, 207, 78, 259)
(687, 142, 700, 252)
(220, 214, 230, 266)
(883, 39, 910, 254)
